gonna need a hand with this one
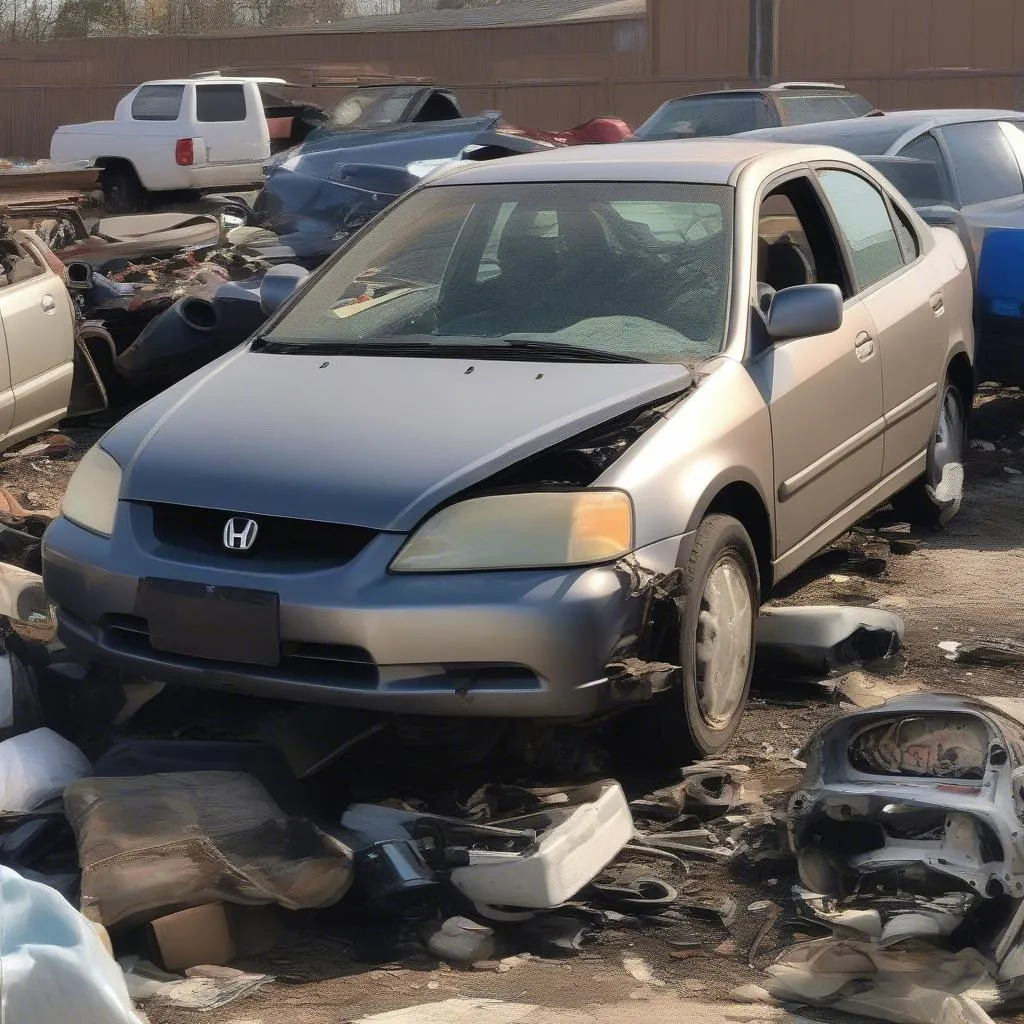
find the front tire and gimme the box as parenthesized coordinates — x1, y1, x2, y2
(629, 514, 759, 764)
(891, 381, 966, 528)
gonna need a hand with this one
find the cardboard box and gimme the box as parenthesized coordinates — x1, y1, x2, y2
(148, 903, 282, 972)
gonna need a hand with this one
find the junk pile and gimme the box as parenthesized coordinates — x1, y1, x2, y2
(0, 591, 989, 1020)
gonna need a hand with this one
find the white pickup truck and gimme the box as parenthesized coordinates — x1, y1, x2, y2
(50, 73, 327, 212)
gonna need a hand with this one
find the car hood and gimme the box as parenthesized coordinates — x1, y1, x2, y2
(111, 350, 693, 532)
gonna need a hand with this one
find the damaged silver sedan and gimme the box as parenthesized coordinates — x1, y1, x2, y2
(43, 140, 972, 760)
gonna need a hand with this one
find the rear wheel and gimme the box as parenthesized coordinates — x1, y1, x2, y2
(101, 165, 145, 214)
(628, 514, 758, 765)
(891, 381, 966, 528)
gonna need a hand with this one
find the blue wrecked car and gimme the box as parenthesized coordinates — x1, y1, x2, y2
(744, 109, 1024, 383)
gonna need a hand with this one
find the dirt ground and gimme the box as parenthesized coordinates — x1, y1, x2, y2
(5, 384, 1024, 1024)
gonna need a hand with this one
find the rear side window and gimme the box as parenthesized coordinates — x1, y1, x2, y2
(817, 169, 906, 290)
(939, 121, 1024, 206)
(633, 94, 776, 139)
(196, 84, 247, 123)
(776, 94, 868, 126)
(131, 84, 184, 121)
(890, 133, 955, 206)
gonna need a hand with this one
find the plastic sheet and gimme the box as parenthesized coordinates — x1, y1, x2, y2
(0, 864, 143, 1023)
(0, 727, 90, 812)
(65, 770, 354, 928)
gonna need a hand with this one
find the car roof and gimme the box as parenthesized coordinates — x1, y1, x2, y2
(667, 83, 860, 100)
(742, 108, 1023, 152)
(141, 76, 288, 86)
(428, 138, 861, 187)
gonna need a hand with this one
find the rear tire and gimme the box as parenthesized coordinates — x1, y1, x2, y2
(628, 514, 759, 766)
(101, 165, 146, 214)
(891, 381, 966, 529)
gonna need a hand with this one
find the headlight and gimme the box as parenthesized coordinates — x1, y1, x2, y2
(62, 445, 122, 537)
(390, 490, 634, 573)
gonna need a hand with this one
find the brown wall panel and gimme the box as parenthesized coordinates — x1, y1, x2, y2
(8, 2, 1024, 160)
(654, 0, 747, 78)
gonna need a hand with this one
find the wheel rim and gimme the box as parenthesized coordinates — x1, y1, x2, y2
(929, 387, 964, 488)
(694, 553, 754, 732)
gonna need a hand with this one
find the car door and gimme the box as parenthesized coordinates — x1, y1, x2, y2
(193, 82, 267, 188)
(749, 173, 884, 560)
(815, 167, 945, 477)
(0, 233, 74, 446)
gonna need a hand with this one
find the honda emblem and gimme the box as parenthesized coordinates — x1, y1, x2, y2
(223, 517, 258, 552)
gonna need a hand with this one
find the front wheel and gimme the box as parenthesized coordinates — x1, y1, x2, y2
(627, 514, 759, 765)
(891, 381, 966, 528)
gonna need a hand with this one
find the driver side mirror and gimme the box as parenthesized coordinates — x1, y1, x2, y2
(766, 284, 843, 342)
(259, 263, 310, 317)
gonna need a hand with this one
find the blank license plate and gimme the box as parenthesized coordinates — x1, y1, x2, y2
(136, 578, 280, 667)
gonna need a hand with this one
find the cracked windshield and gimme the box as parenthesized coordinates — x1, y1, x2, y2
(266, 182, 732, 361)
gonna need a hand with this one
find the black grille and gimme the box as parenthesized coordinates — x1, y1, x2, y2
(146, 503, 377, 566)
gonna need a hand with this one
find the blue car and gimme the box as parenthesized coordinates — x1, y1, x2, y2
(745, 109, 1024, 383)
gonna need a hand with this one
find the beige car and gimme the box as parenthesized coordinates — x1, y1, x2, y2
(0, 230, 106, 450)
(43, 139, 973, 764)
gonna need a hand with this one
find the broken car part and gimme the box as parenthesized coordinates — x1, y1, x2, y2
(755, 605, 905, 679)
(790, 694, 1024, 900)
(342, 781, 632, 914)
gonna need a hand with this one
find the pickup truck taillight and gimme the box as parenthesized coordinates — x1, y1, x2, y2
(175, 138, 194, 166)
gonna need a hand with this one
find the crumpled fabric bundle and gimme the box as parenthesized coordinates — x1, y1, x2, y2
(65, 770, 354, 928)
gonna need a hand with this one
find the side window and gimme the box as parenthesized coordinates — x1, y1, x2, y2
(196, 84, 247, 123)
(817, 170, 905, 290)
(893, 132, 955, 206)
(756, 176, 849, 299)
(131, 84, 184, 122)
(776, 95, 860, 126)
(0, 241, 44, 288)
(939, 121, 1024, 205)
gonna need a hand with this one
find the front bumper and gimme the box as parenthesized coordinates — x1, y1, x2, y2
(43, 511, 689, 719)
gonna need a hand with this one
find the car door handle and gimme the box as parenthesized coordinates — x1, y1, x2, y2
(930, 291, 944, 315)
(854, 331, 875, 362)
(40, 294, 56, 314)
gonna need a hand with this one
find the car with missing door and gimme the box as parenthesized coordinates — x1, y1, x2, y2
(43, 139, 972, 761)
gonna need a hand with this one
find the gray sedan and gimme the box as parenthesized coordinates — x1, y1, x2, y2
(43, 139, 973, 761)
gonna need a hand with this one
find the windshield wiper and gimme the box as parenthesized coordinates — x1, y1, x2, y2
(496, 338, 647, 363)
(252, 337, 649, 362)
